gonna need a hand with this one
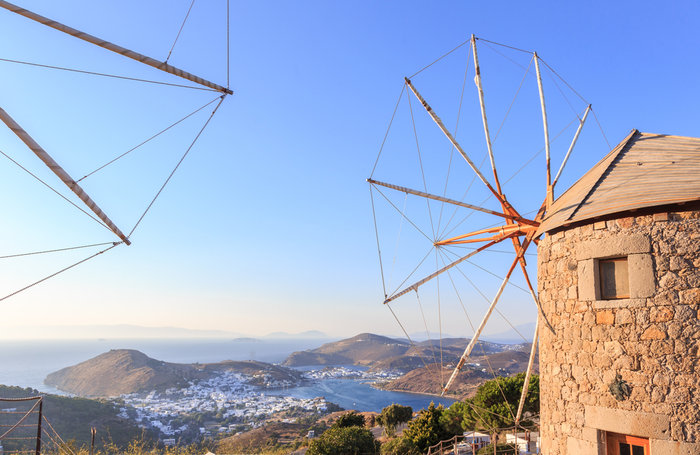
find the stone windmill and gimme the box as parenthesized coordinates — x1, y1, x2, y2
(368, 35, 699, 453)
(536, 130, 700, 454)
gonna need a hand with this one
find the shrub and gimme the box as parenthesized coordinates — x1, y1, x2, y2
(376, 404, 413, 437)
(401, 402, 451, 453)
(332, 411, 365, 429)
(306, 426, 380, 455)
(379, 436, 420, 455)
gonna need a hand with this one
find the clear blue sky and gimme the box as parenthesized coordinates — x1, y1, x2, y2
(0, 0, 697, 339)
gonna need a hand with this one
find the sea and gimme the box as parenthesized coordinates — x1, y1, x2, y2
(0, 338, 455, 412)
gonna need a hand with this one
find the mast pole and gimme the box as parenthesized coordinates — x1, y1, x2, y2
(515, 318, 539, 426)
(404, 78, 512, 211)
(0, 0, 232, 95)
(471, 35, 502, 194)
(533, 53, 552, 207)
(442, 254, 520, 395)
(552, 105, 591, 189)
(0, 107, 131, 245)
(472, 35, 527, 269)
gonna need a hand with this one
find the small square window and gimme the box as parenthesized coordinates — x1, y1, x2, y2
(599, 257, 629, 299)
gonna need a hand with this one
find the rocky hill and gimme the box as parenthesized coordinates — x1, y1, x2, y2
(377, 347, 538, 397)
(379, 365, 492, 397)
(283, 333, 410, 366)
(284, 333, 532, 373)
(45, 349, 302, 398)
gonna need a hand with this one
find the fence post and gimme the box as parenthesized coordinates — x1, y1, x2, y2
(34, 398, 42, 455)
(90, 427, 96, 455)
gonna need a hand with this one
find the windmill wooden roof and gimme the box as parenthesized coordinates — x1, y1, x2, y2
(537, 130, 700, 235)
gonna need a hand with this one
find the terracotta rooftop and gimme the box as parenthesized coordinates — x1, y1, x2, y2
(537, 129, 700, 235)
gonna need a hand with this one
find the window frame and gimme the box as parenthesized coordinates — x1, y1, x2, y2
(606, 431, 650, 455)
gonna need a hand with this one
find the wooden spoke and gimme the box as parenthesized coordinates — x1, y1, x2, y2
(534, 53, 551, 205)
(403, 77, 517, 213)
(435, 223, 536, 246)
(0, 0, 232, 95)
(470, 35, 502, 195)
(0, 106, 131, 245)
(442, 253, 521, 395)
(368, 178, 538, 226)
(383, 236, 513, 304)
(515, 314, 539, 426)
(552, 104, 591, 190)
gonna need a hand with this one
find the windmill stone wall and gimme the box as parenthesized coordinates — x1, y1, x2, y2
(537, 210, 700, 454)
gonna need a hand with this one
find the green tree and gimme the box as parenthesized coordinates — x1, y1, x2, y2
(307, 426, 380, 455)
(446, 373, 539, 447)
(401, 402, 451, 453)
(332, 411, 365, 429)
(439, 400, 470, 435)
(376, 404, 413, 437)
(463, 374, 538, 430)
(379, 436, 420, 455)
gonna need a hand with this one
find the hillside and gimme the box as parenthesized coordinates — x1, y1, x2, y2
(377, 365, 492, 397)
(283, 333, 410, 367)
(45, 349, 302, 398)
(378, 346, 538, 397)
(284, 333, 532, 374)
(45, 350, 196, 398)
(0, 385, 155, 451)
(217, 421, 311, 454)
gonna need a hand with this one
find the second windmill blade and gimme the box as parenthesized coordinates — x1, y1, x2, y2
(0, 106, 130, 245)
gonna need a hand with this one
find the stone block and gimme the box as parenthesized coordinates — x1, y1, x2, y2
(566, 436, 600, 454)
(593, 298, 645, 309)
(667, 322, 683, 338)
(652, 372, 672, 387)
(629, 253, 655, 298)
(670, 256, 690, 271)
(584, 405, 670, 439)
(617, 217, 634, 228)
(603, 340, 625, 356)
(615, 308, 633, 325)
(578, 259, 597, 301)
(651, 306, 674, 323)
(596, 310, 614, 325)
(649, 439, 700, 455)
(653, 212, 669, 222)
(679, 289, 700, 305)
(576, 234, 651, 261)
(594, 221, 607, 230)
(641, 325, 666, 340)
